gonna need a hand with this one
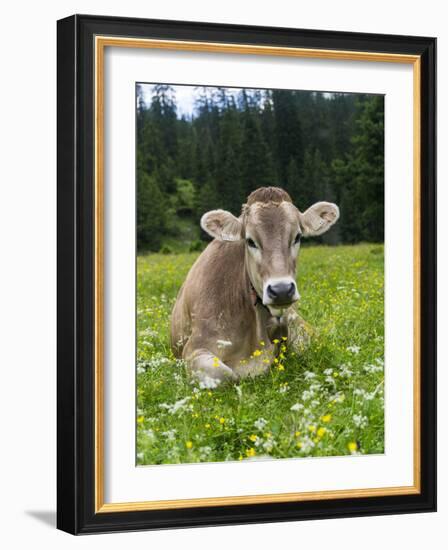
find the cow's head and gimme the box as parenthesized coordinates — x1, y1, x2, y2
(201, 187, 339, 315)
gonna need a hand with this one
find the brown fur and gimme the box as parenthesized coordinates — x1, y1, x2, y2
(170, 187, 339, 384)
(246, 186, 292, 207)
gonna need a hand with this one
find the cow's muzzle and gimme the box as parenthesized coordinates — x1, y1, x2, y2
(263, 278, 299, 307)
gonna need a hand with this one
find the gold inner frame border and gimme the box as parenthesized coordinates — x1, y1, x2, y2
(94, 35, 421, 513)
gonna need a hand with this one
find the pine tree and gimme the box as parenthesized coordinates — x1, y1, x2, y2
(241, 108, 276, 196)
(272, 90, 303, 184)
(332, 96, 384, 242)
(150, 85, 178, 159)
(215, 105, 244, 213)
(137, 173, 167, 251)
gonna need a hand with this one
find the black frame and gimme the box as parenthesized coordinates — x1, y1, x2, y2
(57, 14, 437, 535)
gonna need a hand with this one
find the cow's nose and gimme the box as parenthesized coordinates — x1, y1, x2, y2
(266, 281, 296, 303)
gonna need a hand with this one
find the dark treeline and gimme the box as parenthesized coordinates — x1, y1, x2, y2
(137, 84, 384, 252)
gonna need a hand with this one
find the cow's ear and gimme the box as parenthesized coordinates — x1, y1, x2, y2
(200, 210, 243, 241)
(300, 202, 340, 237)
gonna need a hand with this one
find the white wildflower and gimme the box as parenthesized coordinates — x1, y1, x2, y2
(340, 363, 353, 377)
(353, 414, 369, 428)
(290, 403, 304, 412)
(302, 390, 313, 401)
(198, 376, 221, 389)
(330, 392, 346, 403)
(298, 436, 315, 454)
(354, 388, 375, 401)
(161, 429, 177, 441)
(144, 429, 155, 441)
(304, 371, 316, 380)
(262, 436, 275, 452)
(363, 362, 383, 374)
(254, 417, 268, 430)
(159, 397, 191, 414)
(347, 345, 361, 354)
(199, 446, 212, 459)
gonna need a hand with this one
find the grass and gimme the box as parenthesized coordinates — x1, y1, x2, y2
(136, 243, 384, 465)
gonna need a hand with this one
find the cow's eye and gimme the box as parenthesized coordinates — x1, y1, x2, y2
(246, 238, 257, 249)
(294, 232, 302, 245)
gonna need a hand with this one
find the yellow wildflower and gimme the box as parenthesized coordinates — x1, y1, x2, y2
(186, 441, 193, 449)
(321, 414, 332, 423)
(296, 441, 303, 449)
(205, 423, 211, 429)
(246, 448, 256, 457)
(263, 359, 270, 364)
(248, 434, 258, 442)
(273, 339, 280, 344)
(308, 425, 317, 433)
(219, 417, 225, 424)
(295, 431, 301, 437)
(259, 340, 265, 346)
(274, 358, 279, 364)
(253, 349, 262, 357)
(333, 372, 339, 378)
(280, 345, 287, 352)
(317, 427, 327, 438)
(347, 441, 358, 452)
(212, 357, 220, 368)
(277, 364, 285, 371)
(137, 415, 144, 424)
(281, 336, 287, 341)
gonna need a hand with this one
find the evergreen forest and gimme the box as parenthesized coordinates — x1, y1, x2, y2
(136, 84, 384, 252)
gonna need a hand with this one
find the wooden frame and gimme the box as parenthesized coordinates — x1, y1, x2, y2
(57, 14, 436, 534)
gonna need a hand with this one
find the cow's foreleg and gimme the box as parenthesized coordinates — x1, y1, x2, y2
(185, 348, 238, 387)
(285, 309, 313, 352)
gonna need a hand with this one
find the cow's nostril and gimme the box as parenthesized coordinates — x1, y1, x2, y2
(267, 284, 278, 299)
(287, 282, 295, 297)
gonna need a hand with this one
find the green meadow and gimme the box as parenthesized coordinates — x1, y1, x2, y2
(136, 244, 384, 465)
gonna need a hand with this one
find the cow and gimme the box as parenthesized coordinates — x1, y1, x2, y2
(170, 187, 339, 387)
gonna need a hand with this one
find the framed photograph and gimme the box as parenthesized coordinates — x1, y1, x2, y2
(57, 14, 436, 534)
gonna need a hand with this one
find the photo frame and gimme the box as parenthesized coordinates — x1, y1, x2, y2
(57, 14, 436, 534)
